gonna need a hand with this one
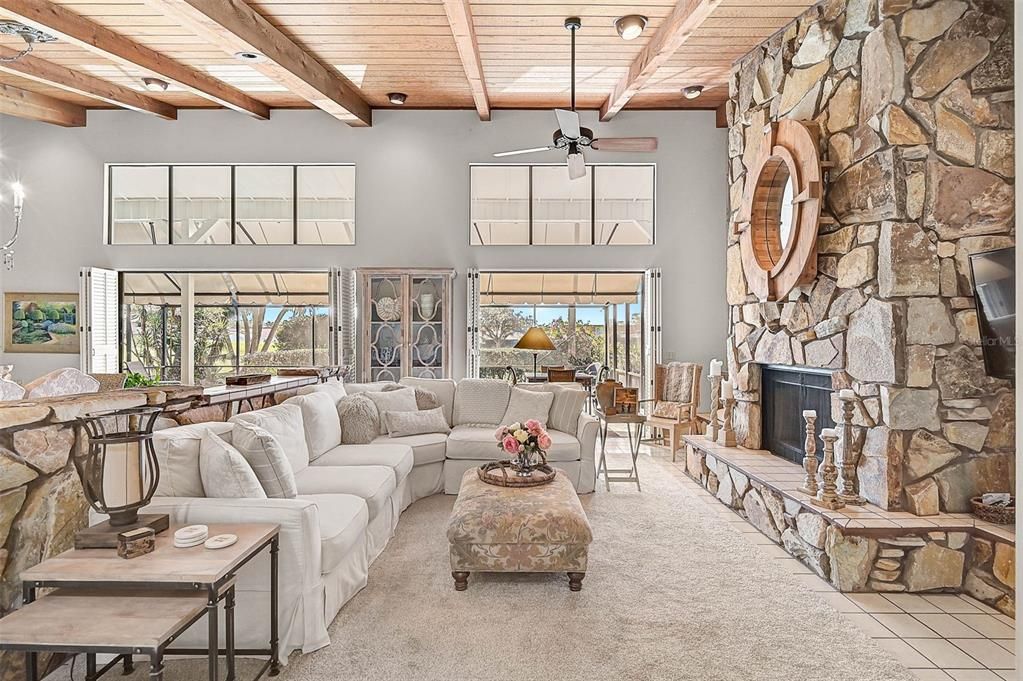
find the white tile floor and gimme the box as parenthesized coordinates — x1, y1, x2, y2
(624, 440, 1018, 681)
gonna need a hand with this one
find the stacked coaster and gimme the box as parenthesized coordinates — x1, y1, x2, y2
(173, 525, 209, 548)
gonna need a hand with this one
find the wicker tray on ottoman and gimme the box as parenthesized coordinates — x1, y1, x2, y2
(446, 467, 593, 591)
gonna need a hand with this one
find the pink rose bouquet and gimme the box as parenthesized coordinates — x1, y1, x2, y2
(495, 420, 551, 474)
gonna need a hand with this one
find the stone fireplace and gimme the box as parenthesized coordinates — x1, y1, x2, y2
(724, 0, 1015, 515)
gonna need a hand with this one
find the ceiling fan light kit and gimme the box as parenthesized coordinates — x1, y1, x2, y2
(388, 92, 407, 106)
(493, 17, 658, 179)
(614, 15, 648, 40)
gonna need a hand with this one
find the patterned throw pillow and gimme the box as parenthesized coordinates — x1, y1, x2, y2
(382, 407, 451, 437)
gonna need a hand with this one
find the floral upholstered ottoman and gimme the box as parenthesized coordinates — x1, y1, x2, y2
(446, 468, 593, 591)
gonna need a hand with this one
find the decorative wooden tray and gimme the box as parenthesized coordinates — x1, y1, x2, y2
(478, 461, 556, 488)
(225, 373, 271, 386)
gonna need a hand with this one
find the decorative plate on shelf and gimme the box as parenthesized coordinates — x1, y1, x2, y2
(375, 296, 401, 322)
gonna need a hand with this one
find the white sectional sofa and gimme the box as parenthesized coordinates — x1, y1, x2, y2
(147, 377, 598, 661)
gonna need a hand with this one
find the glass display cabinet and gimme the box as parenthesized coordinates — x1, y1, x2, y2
(359, 268, 454, 382)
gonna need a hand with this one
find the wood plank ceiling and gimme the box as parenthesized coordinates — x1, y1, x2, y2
(0, 0, 816, 127)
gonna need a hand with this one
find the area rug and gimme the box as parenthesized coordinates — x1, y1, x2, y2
(48, 452, 916, 681)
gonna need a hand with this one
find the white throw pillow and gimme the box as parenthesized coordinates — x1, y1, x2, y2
(230, 403, 310, 474)
(518, 383, 588, 433)
(383, 407, 451, 438)
(153, 421, 234, 497)
(284, 392, 343, 460)
(199, 431, 266, 499)
(296, 380, 347, 406)
(337, 394, 379, 444)
(500, 387, 554, 427)
(229, 420, 298, 499)
(364, 387, 419, 435)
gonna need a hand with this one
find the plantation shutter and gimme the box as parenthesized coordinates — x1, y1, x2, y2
(466, 268, 481, 378)
(330, 267, 358, 380)
(80, 267, 120, 373)
(642, 268, 662, 401)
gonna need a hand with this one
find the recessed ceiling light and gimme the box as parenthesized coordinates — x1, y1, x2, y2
(388, 92, 407, 106)
(682, 85, 704, 100)
(141, 77, 169, 92)
(234, 51, 267, 63)
(614, 15, 647, 40)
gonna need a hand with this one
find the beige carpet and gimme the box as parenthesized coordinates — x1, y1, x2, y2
(47, 452, 917, 681)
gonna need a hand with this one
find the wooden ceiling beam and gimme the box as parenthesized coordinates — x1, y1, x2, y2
(0, 0, 269, 118)
(599, 0, 722, 121)
(440, 0, 490, 121)
(142, 0, 371, 126)
(0, 46, 177, 119)
(0, 82, 85, 126)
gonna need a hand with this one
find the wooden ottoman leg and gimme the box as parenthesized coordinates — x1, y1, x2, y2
(452, 571, 470, 591)
(568, 572, 585, 592)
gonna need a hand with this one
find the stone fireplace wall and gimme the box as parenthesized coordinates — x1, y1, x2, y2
(725, 0, 1014, 513)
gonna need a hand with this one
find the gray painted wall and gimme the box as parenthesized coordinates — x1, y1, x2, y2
(0, 108, 727, 385)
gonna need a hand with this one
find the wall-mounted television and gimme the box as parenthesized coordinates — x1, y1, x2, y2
(969, 247, 1015, 381)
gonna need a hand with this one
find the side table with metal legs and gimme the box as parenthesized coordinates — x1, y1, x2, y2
(596, 412, 646, 491)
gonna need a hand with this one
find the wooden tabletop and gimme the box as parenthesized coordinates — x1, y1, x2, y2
(0, 589, 209, 650)
(21, 523, 279, 586)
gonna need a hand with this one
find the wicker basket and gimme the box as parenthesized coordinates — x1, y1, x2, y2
(970, 496, 1015, 525)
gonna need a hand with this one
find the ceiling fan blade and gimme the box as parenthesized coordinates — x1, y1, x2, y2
(493, 146, 554, 158)
(567, 151, 586, 180)
(590, 137, 659, 152)
(555, 108, 581, 139)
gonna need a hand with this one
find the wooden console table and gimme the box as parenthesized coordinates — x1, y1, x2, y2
(9, 523, 280, 681)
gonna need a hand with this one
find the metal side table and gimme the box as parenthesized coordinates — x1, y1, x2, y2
(596, 411, 646, 491)
(17, 523, 280, 681)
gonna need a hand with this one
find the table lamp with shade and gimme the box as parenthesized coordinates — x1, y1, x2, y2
(515, 327, 555, 378)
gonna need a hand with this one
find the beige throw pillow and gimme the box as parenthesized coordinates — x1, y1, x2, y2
(229, 420, 298, 499)
(337, 394, 380, 444)
(199, 431, 266, 499)
(500, 386, 554, 427)
(517, 383, 587, 433)
(364, 388, 419, 435)
(382, 407, 451, 437)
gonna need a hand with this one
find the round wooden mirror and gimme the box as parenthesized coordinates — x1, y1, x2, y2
(734, 121, 824, 302)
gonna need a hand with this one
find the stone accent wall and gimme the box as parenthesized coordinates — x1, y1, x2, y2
(725, 0, 1015, 513)
(0, 387, 201, 681)
(685, 439, 1015, 616)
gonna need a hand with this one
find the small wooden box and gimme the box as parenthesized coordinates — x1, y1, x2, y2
(613, 387, 639, 413)
(225, 373, 271, 386)
(117, 527, 156, 559)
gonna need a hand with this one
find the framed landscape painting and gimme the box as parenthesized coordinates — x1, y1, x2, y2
(4, 292, 80, 353)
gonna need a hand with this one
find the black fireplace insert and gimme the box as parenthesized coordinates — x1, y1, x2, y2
(761, 365, 836, 464)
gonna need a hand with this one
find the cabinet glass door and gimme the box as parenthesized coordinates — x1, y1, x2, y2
(409, 276, 446, 378)
(367, 275, 404, 381)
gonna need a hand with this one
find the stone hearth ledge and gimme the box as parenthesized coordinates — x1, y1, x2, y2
(683, 435, 1014, 618)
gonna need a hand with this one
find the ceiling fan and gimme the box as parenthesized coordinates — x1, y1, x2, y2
(493, 17, 658, 180)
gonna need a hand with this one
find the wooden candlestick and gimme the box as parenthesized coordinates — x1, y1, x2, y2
(837, 395, 866, 506)
(707, 374, 722, 442)
(798, 410, 818, 496)
(811, 428, 844, 510)
(717, 396, 736, 447)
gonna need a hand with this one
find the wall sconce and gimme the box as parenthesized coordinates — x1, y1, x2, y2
(73, 406, 169, 548)
(2, 182, 24, 271)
